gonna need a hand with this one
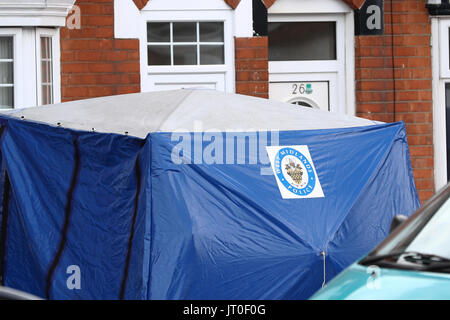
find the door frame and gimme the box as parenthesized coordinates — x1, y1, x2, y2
(432, 17, 449, 190)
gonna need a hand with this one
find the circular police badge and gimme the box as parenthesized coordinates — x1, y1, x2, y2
(274, 147, 316, 196)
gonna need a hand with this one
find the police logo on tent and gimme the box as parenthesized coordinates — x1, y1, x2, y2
(266, 146, 324, 199)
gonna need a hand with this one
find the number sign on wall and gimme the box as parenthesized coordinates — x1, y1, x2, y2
(355, 0, 384, 36)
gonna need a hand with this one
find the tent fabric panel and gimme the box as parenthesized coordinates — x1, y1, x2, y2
(327, 126, 420, 270)
(122, 139, 152, 300)
(0, 119, 77, 298)
(4, 189, 48, 296)
(46, 132, 146, 299)
(146, 123, 417, 299)
(0, 134, 8, 286)
(0, 118, 149, 299)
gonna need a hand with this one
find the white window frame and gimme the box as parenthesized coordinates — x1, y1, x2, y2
(139, 10, 235, 93)
(432, 17, 449, 190)
(0, 27, 60, 109)
(35, 27, 61, 106)
(0, 28, 23, 109)
(267, 0, 355, 116)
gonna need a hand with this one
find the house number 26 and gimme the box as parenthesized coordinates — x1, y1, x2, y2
(292, 84, 306, 95)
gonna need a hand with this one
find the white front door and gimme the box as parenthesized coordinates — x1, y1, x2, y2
(267, 0, 355, 115)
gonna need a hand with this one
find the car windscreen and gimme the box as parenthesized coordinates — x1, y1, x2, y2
(404, 198, 450, 259)
(361, 184, 450, 270)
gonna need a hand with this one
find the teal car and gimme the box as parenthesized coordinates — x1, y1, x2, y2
(311, 182, 450, 300)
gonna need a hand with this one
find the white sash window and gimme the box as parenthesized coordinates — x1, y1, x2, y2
(36, 28, 60, 106)
(0, 27, 60, 109)
(0, 1, 72, 108)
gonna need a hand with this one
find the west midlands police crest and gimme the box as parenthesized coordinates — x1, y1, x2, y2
(267, 145, 324, 199)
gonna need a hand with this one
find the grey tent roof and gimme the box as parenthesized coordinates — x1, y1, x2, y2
(1, 89, 377, 138)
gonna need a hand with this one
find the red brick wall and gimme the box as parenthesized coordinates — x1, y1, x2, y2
(60, 0, 140, 102)
(235, 37, 269, 98)
(355, 0, 434, 202)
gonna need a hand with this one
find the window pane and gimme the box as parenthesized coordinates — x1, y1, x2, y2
(147, 23, 170, 42)
(173, 45, 197, 65)
(268, 22, 336, 61)
(0, 37, 12, 59)
(40, 37, 53, 105)
(148, 45, 171, 65)
(0, 87, 13, 109)
(42, 85, 52, 106)
(200, 22, 224, 42)
(200, 45, 224, 65)
(41, 61, 51, 84)
(173, 23, 197, 42)
(0, 62, 13, 84)
(41, 37, 51, 59)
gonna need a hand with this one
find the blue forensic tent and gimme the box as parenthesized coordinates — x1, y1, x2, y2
(0, 89, 419, 300)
